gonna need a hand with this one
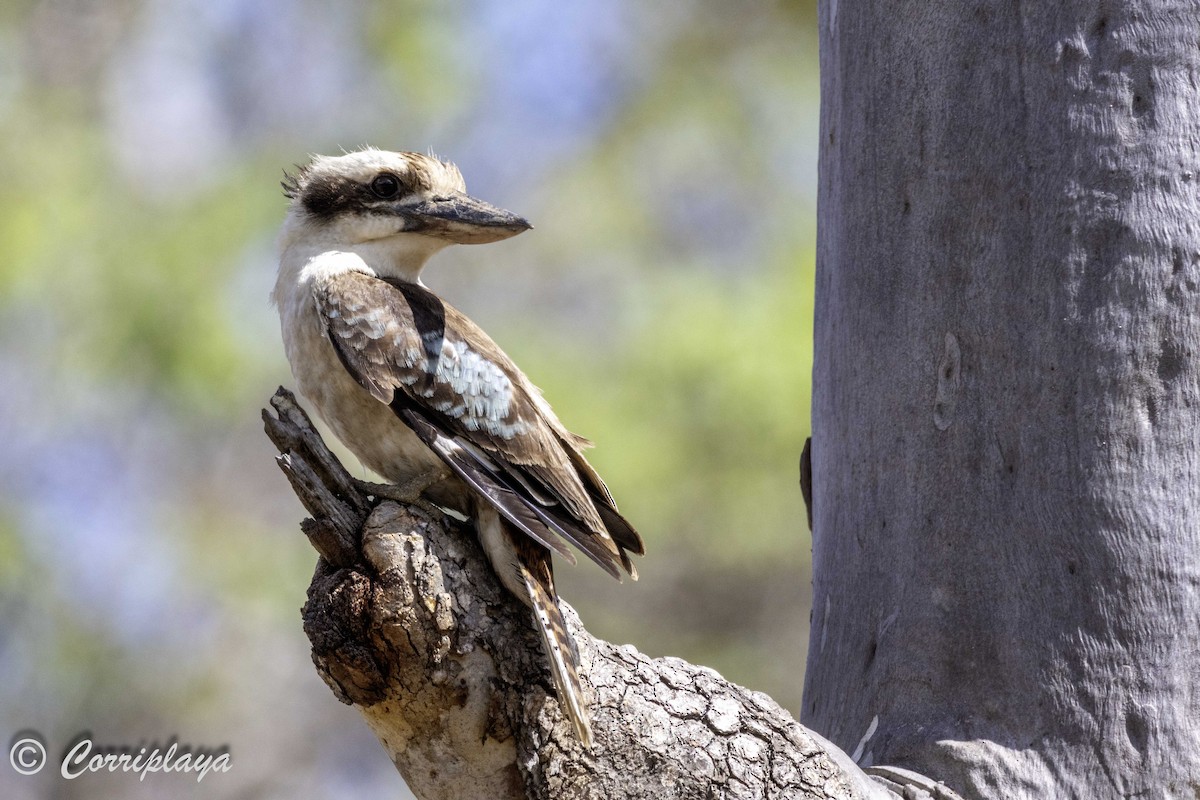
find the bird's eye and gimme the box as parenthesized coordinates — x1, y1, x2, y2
(370, 173, 402, 199)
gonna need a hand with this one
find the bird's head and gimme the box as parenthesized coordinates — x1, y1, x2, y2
(279, 148, 531, 276)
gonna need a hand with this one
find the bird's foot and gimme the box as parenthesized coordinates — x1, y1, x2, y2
(353, 473, 447, 519)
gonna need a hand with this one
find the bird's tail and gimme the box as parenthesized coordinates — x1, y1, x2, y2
(475, 503, 593, 746)
(511, 533, 594, 748)
(523, 554, 592, 748)
(475, 506, 592, 753)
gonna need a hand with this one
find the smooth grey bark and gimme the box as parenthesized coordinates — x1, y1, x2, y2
(265, 389, 953, 800)
(807, 1, 1200, 797)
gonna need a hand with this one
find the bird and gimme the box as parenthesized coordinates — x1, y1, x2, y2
(272, 147, 644, 747)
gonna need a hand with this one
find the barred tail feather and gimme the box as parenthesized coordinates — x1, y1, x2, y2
(475, 503, 594, 747)
(523, 562, 593, 749)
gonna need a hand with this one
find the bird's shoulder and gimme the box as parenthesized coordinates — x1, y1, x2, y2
(313, 269, 641, 568)
(311, 270, 567, 449)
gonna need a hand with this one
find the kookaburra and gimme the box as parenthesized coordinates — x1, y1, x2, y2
(272, 148, 644, 747)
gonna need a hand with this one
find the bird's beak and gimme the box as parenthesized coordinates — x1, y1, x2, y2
(397, 193, 532, 244)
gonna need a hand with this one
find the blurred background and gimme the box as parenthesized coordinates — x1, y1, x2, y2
(0, 0, 817, 796)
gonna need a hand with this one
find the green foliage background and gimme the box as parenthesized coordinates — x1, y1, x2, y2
(0, 1, 817, 797)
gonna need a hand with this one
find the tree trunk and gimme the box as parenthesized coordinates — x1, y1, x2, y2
(806, 0, 1200, 796)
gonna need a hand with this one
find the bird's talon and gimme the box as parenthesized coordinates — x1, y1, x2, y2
(353, 477, 443, 518)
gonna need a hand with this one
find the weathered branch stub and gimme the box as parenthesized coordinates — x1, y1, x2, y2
(264, 387, 946, 799)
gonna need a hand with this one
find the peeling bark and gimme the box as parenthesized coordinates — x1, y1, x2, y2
(263, 389, 957, 800)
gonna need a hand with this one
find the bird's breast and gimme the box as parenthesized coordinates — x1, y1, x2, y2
(278, 284, 445, 486)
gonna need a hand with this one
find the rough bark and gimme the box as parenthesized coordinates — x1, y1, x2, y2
(264, 389, 962, 800)
(808, 0, 1200, 797)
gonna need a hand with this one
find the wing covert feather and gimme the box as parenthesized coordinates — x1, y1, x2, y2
(313, 271, 639, 577)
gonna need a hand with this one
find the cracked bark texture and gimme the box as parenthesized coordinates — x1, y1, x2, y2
(811, 0, 1200, 796)
(264, 389, 963, 800)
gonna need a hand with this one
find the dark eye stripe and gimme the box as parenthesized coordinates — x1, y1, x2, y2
(301, 172, 411, 219)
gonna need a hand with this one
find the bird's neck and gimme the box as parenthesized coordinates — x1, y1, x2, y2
(276, 219, 451, 292)
(339, 235, 449, 283)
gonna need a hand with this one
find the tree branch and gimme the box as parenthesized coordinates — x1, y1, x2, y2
(263, 388, 954, 800)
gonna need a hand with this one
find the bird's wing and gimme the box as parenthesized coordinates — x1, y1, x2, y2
(560, 446, 645, 574)
(313, 270, 636, 579)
